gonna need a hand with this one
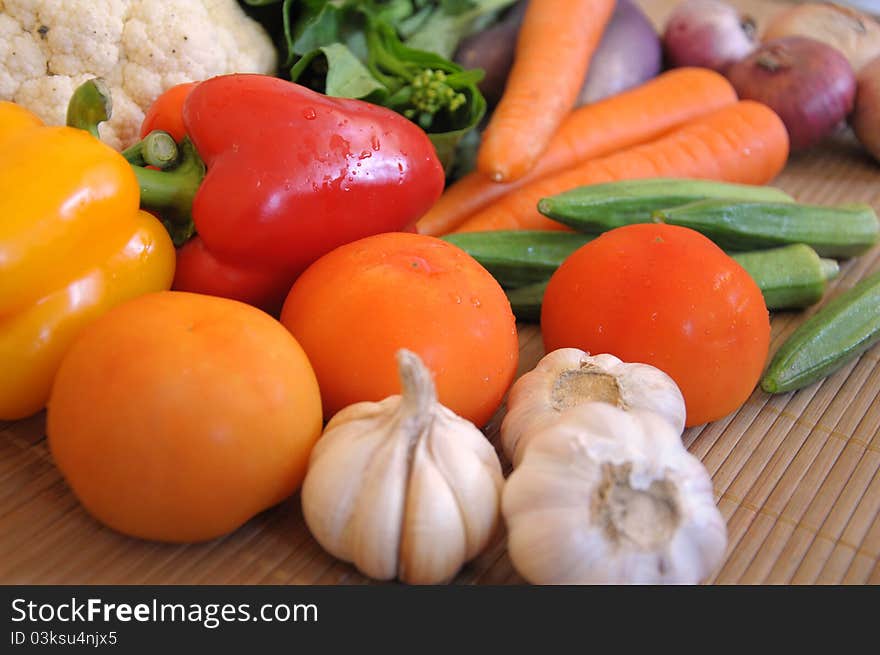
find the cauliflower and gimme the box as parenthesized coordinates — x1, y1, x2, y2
(0, 0, 277, 149)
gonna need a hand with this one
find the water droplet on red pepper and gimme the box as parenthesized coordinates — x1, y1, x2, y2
(303, 108, 317, 120)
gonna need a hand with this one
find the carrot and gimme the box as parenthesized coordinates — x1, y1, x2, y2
(417, 68, 737, 236)
(453, 100, 790, 233)
(476, 0, 615, 183)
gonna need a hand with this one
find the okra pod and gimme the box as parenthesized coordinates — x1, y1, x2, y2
(537, 178, 794, 231)
(762, 269, 880, 394)
(653, 200, 879, 258)
(441, 231, 592, 288)
(505, 281, 548, 322)
(730, 245, 838, 310)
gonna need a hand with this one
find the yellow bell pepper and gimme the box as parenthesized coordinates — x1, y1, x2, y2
(0, 81, 175, 420)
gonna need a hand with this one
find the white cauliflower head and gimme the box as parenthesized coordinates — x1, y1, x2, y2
(0, 0, 277, 149)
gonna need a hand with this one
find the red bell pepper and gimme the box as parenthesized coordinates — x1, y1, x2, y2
(132, 74, 445, 313)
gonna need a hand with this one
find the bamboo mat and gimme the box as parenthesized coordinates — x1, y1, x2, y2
(2, 0, 879, 585)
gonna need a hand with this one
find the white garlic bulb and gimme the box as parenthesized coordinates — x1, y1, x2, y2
(503, 402, 727, 585)
(501, 349, 686, 466)
(301, 349, 504, 584)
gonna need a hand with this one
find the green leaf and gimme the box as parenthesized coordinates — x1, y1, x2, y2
(440, 0, 478, 14)
(405, 0, 516, 58)
(395, 6, 435, 38)
(446, 123, 481, 182)
(289, 2, 343, 55)
(291, 43, 389, 100)
(428, 79, 485, 174)
(373, 0, 418, 26)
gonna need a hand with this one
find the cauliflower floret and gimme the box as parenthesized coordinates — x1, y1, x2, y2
(0, 0, 277, 149)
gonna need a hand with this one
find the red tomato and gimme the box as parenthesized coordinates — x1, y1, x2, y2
(140, 82, 198, 141)
(541, 223, 770, 427)
(280, 232, 519, 427)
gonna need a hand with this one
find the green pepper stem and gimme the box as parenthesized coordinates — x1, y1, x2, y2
(66, 78, 112, 138)
(122, 131, 180, 169)
(131, 139, 205, 245)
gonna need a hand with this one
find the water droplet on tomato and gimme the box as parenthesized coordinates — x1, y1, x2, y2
(471, 296, 482, 308)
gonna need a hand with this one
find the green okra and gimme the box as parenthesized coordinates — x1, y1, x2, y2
(652, 200, 879, 258)
(441, 230, 592, 288)
(762, 269, 880, 394)
(505, 281, 548, 323)
(537, 178, 794, 232)
(730, 244, 839, 310)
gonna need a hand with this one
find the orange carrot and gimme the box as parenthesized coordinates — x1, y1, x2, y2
(476, 0, 615, 183)
(417, 68, 737, 236)
(454, 100, 790, 233)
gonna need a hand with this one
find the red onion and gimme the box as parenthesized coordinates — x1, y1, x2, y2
(851, 56, 880, 163)
(663, 0, 757, 72)
(577, 0, 661, 105)
(454, 1, 528, 107)
(726, 37, 856, 151)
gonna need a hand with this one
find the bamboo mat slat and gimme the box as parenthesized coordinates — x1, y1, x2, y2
(1, 0, 879, 585)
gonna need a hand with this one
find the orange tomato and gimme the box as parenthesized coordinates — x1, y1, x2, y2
(47, 291, 323, 543)
(542, 223, 770, 427)
(280, 232, 519, 427)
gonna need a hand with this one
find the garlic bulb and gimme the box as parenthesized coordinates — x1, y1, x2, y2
(503, 402, 727, 585)
(301, 349, 504, 584)
(501, 349, 686, 466)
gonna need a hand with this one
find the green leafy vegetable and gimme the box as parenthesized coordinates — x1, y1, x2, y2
(405, 0, 516, 58)
(241, 0, 514, 170)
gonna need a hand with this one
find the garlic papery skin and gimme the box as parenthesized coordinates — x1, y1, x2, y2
(501, 349, 686, 467)
(301, 349, 504, 585)
(502, 402, 727, 585)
